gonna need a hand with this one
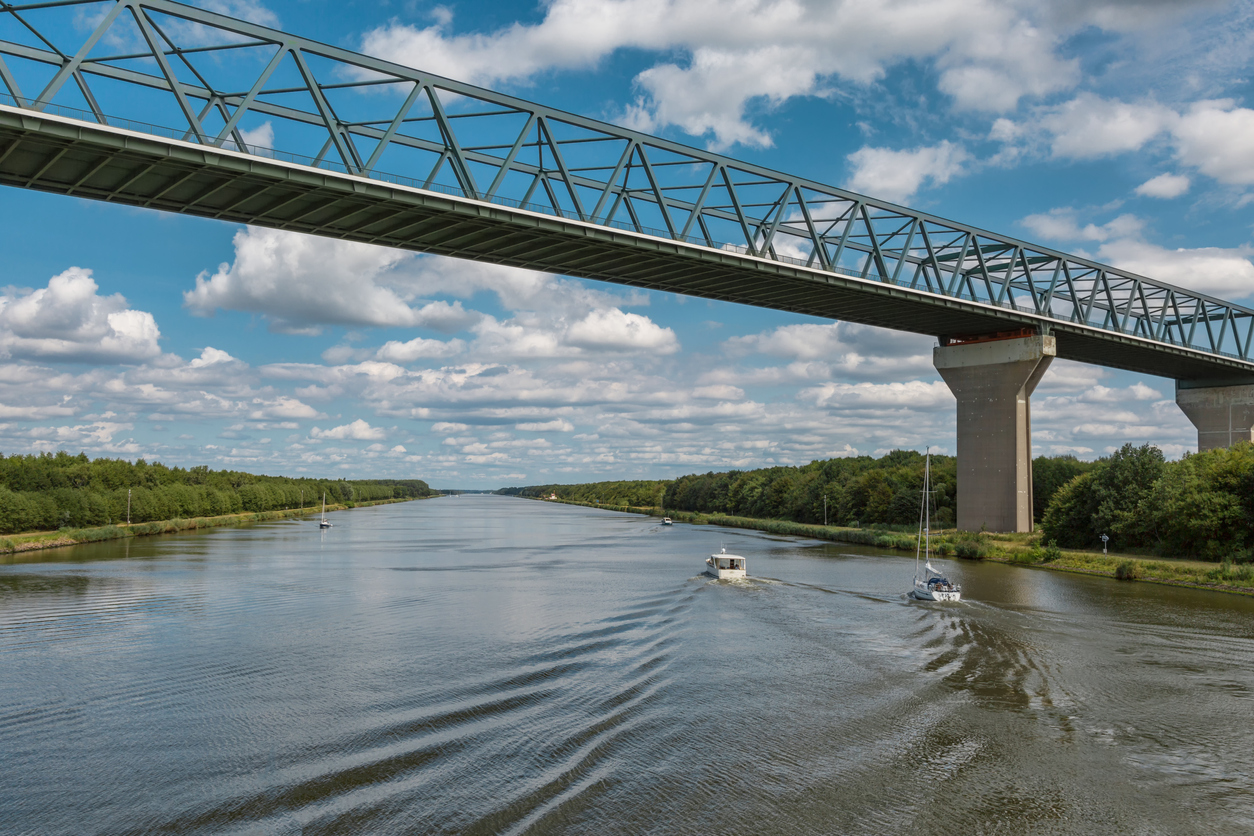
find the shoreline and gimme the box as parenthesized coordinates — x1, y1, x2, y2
(0, 496, 426, 562)
(527, 496, 1254, 597)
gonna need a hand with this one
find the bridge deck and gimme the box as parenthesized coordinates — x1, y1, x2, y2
(2, 105, 1250, 383)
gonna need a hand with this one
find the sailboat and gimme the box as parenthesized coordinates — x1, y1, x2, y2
(910, 449, 960, 602)
(319, 492, 332, 529)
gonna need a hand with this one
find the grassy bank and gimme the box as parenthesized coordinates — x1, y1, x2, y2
(531, 497, 1254, 596)
(0, 496, 425, 560)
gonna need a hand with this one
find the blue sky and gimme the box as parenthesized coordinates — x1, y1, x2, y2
(1, 0, 1253, 488)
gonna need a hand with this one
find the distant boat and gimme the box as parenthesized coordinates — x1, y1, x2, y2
(910, 450, 959, 602)
(319, 493, 332, 529)
(662, 517, 673, 525)
(706, 547, 746, 579)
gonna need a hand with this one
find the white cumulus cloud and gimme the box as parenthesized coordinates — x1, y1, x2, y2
(1020, 209, 1254, 298)
(184, 227, 480, 334)
(310, 419, 387, 441)
(362, 0, 1080, 150)
(1041, 93, 1176, 159)
(845, 141, 969, 203)
(0, 268, 162, 363)
(1171, 100, 1254, 186)
(1135, 173, 1190, 198)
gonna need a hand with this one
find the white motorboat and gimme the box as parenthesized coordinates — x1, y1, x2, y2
(319, 492, 332, 529)
(706, 547, 746, 579)
(662, 517, 673, 525)
(909, 450, 960, 602)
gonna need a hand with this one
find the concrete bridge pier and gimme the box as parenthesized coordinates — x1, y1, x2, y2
(934, 333, 1056, 533)
(1175, 380, 1254, 451)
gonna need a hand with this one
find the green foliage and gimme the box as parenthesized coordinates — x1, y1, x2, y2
(1209, 558, 1254, 584)
(1092, 444, 1166, 545)
(1032, 455, 1097, 522)
(1145, 443, 1254, 559)
(1114, 560, 1141, 580)
(1040, 471, 1101, 548)
(500, 479, 669, 508)
(953, 537, 992, 559)
(649, 450, 962, 528)
(508, 450, 1097, 539)
(1042, 442, 1254, 560)
(0, 450, 435, 534)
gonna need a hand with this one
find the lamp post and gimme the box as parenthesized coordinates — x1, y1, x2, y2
(127, 489, 131, 525)
(823, 494, 828, 527)
(1100, 533, 1109, 555)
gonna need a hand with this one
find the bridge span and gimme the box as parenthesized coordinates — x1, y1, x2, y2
(1, 0, 1251, 530)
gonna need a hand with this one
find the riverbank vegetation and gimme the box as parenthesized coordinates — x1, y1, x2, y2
(503, 443, 1254, 594)
(502, 450, 1095, 533)
(1042, 442, 1254, 560)
(0, 496, 417, 561)
(0, 451, 435, 536)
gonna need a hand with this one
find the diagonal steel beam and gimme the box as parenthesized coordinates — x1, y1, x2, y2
(214, 42, 288, 148)
(291, 47, 359, 173)
(33, 0, 127, 109)
(537, 115, 585, 220)
(131, 4, 210, 144)
(0, 53, 22, 101)
(362, 80, 426, 174)
(424, 84, 476, 197)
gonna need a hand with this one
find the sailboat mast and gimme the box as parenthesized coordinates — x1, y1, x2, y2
(915, 447, 928, 582)
(924, 450, 931, 561)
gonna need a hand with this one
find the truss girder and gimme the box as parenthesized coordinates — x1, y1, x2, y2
(0, 0, 1251, 374)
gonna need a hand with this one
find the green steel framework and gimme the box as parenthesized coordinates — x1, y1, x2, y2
(0, 0, 1252, 382)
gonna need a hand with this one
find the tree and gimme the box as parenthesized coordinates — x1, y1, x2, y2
(1040, 471, 1100, 547)
(1032, 455, 1094, 523)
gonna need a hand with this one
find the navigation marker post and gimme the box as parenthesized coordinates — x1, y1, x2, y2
(1100, 534, 1109, 555)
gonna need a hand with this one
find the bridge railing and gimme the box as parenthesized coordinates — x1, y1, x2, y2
(0, 0, 1251, 365)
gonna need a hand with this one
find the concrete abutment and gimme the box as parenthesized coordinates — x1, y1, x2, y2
(934, 334, 1055, 533)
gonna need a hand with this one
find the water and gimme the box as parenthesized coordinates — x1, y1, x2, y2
(2, 496, 1253, 835)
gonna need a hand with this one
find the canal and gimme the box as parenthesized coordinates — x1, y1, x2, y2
(2, 495, 1252, 834)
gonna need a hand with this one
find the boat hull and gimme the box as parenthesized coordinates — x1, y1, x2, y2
(705, 556, 746, 579)
(911, 583, 960, 602)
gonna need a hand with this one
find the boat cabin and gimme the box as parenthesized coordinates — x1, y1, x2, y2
(705, 548, 747, 579)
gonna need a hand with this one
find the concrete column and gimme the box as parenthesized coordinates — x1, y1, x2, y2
(934, 334, 1055, 533)
(1175, 380, 1254, 451)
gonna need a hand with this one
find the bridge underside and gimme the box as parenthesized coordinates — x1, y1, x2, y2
(1, 106, 1246, 383)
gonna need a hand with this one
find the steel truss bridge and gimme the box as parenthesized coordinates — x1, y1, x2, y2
(0, 0, 1252, 382)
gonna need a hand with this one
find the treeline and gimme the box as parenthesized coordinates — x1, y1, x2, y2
(504, 451, 1096, 531)
(664, 451, 1097, 529)
(0, 451, 434, 534)
(509, 444, 1254, 561)
(498, 480, 668, 508)
(1042, 443, 1254, 559)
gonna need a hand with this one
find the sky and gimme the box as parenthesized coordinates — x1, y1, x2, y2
(1, 0, 1253, 489)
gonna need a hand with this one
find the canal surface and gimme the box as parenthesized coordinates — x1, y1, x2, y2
(2, 496, 1253, 835)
